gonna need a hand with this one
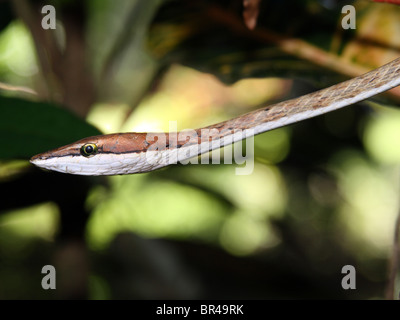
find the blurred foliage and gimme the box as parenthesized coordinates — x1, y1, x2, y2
(0, 0, 400, 300)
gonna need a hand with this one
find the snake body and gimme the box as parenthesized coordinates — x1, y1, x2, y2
(30, 57, 400, 176)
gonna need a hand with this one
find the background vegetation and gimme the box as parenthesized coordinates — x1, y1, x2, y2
(1, 0, 400, 299)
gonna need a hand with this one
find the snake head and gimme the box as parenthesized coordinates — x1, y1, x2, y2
(30, 136, 104, 175)
(30, 132, 158, 175)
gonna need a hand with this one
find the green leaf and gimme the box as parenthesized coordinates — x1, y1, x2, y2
(0, 96, 102, 160)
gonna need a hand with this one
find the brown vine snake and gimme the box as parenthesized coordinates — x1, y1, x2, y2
(30, 57, 400, 175)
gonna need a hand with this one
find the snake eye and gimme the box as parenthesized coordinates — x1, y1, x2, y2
(80, 143, 98, 157)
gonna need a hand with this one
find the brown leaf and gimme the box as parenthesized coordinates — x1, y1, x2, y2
(243, 0, 261, 30)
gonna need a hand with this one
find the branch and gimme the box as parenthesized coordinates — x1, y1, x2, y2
(0, 81, 37, 95)
(11, 0, 95, 117)
(205, 4, 400, 102)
